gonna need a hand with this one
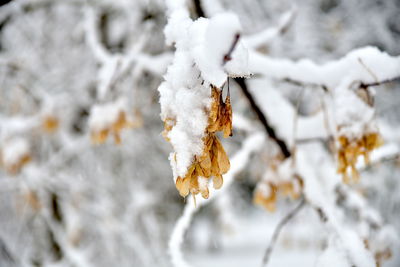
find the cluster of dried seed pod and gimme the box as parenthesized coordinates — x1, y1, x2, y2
(164, 86, 232, 200)
(254, 174, 303, 212)
(91, 111, 132, 145)
(337, 132, 383, 183)
(175, 134, 229, 199)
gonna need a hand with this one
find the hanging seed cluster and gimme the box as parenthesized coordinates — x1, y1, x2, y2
(254, 172, 303, 212)
(91, 111, 135, 145)
(337, 132, 383, 183)
(163, 86, 232, 199)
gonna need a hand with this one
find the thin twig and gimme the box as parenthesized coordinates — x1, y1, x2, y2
(361, 76, 400, 88)
(193, 0, 205, 18)
(284, 75, 400, 91)
(261, 197, 306, 267)
(223, 33, 240, 63)
(234, 77, 292, 158)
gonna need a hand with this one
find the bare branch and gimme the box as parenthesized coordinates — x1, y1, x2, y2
(234, 77, 292, 158)
(223, 33, 240, 63)
(193, 0, 205, 18)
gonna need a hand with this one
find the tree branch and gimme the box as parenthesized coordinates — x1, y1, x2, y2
(360, 76, 400, 88)
(223, 33, 240, 63)
(193, 0, 205, 18)
(261, 197, 306, 267)
(234, 77, 292, 158)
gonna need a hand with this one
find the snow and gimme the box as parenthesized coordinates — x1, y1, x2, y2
(193, 12, 242, 87)
(316, 236, 351, 267)
(333, 81, 376, 139)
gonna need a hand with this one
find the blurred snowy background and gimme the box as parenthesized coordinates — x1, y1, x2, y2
(0, 0, 400, 267)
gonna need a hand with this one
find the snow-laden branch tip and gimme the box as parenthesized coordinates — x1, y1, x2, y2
(169, 132, 265, 267)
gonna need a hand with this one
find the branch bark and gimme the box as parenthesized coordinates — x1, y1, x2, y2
(193, 0, 205, 18)
(234, 77, 292, 158)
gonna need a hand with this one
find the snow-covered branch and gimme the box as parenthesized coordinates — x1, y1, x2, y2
(249, 46, 400, 90)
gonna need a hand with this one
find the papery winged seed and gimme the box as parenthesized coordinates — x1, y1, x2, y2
(223, 95, 232, 138)
(194, 164, 205, 178)
(199, 154, 212, 177)
(213, 175, 223, 189)
(210, 143, 220, 175)
(201, 187, 209, 199)
(190, 175, 200, 195)
(180, 177, 191, 197)
(215, 137, 230, 174)
(175, 177, 183, 190)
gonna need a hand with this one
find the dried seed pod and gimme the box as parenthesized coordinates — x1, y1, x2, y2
(213, 175, 223, 189)
(201, 187, 209, 199)
(336, 132, 382, 183)
(214, 137, 230, 174)
(207, 86, 232, 138)
(222, 94, 232, 138)
(254, 182, 277, 212)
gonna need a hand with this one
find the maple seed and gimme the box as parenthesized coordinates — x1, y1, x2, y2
(336, 132, 383, 183)
(213, 175, 223, 189)
(207, 86, 233, 138)
(91, 111, 139, 145)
